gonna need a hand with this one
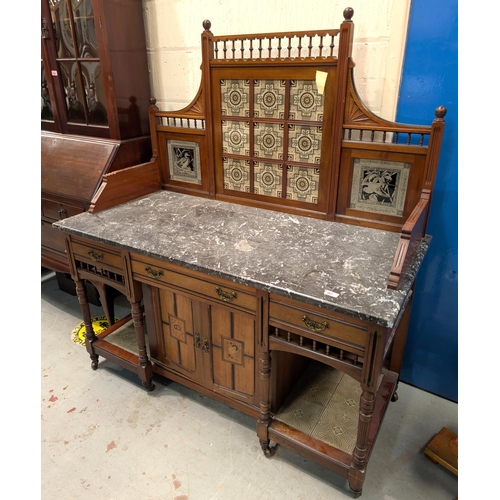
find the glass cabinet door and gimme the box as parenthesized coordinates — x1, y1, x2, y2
(49, 0, 108, 126)
(44, 0, 108, 128)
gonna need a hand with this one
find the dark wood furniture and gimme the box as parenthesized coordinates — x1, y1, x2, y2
(41, 0, 152, 318)
(53, 8, 446, 497)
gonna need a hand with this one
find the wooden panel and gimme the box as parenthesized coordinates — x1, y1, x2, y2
(158, 289, 179, 364)
(269, 299, 367, 349)
(335, 148, 427, 231)
(157, 288, 198, 376)
(174, 293, 197, 373)
(41, 133, 117, 201)
(211, 304, 255, 398)
(211, 306, 233, 391)
(89, 160, 161, 214)
(130, 255, 256, 312)
(232, 312, 256, 396)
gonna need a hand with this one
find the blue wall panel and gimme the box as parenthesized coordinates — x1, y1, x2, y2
(396, 0, 458, 401)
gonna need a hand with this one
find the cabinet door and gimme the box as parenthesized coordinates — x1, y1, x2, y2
(155, 288, 205, 385)
(150, 284, 258, 406)
(209, 304, 257, 405)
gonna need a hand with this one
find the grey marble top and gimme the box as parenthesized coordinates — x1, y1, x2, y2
(54, 190, 430, 328)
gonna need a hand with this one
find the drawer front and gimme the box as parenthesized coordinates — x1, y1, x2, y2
(71, 240, 123, 270)
(41, 220, 67, 254)
(131, 257, 256, 312)
(42, 199, 83, 221)
(269, 300, 367, 349)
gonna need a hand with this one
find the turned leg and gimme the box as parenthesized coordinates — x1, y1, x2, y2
(257, 350, 275, 457)
(348, 390, 376, 497)
(131, 300, 155, 392)
(75, 279, 99, 370)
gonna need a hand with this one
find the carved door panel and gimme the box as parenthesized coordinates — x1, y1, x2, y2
(156, 287, 205, 385)
(151, 284, 257, 405)
(207, 303, 257, 405)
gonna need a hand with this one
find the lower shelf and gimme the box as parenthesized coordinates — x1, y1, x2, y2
(92, 315, 152, 383)
(100, 316, 150, 355)
(274, 361, 362, 454)
(269, 361, 398, 478)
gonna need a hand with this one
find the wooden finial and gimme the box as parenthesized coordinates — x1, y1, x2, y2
(149, 97, 157, 106)
(343, 7, 354, 21)
(435, 106, 447, 120)
(203, 19, 212, 32)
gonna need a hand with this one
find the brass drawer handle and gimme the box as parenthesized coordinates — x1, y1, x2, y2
(202, 336, 210, 354)
(145, 266, 164, 279)
(87, 250, 103, 262)
(215, 287, 237, 302)
(302, 315, 329, 332)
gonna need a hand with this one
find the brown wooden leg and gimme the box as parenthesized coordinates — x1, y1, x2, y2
(391, 381, 399, 402)
(257, 350, 274, 457)
(348, 390, 376, 497)
(130, 300, 155, 391)
(92, 281, 116, 325)
(75, 279, 99, 370)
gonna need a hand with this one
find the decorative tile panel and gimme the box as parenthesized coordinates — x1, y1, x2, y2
(349, 158, 410, 217)
(289, 80, 324, 121)
(218, 79, 327, 204)
(222, 121, 250, 155)
(254, 80, 286, 119)
(254, 163, 283, 198)
(221, 79, 250, 116)
(223, 158, 251, 192)
(254, 122, 284, 159)
(288, 125, 322, 164)
(167, 140, 202, 185)
(286, 166, 319, 204)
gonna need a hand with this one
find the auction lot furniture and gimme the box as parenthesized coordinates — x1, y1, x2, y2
(54, 9, 446, 496)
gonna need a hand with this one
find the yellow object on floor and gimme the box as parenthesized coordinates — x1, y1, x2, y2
(71, 316, 117, 346)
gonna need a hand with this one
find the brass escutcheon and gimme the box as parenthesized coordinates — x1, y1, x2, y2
(194, 332, 201, 349)
(215, 287, 237, 302)
(87, 250, 103, 262)
(302, 315, 329, 332)
(145, 267, 164, 279)
(202, 336, 210, 353)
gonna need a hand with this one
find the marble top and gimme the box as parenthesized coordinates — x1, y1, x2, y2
(53, 190, 430, 328)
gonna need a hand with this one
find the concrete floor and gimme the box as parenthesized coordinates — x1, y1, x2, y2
(41, 271, 458, 500)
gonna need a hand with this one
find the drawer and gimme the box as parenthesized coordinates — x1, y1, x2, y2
(42, 198, 83, 221)
(41, 220, 67, 255)
(71, 240, 123, 270)
(269, 297, 367, 349)
(131, 255, 256, 312)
